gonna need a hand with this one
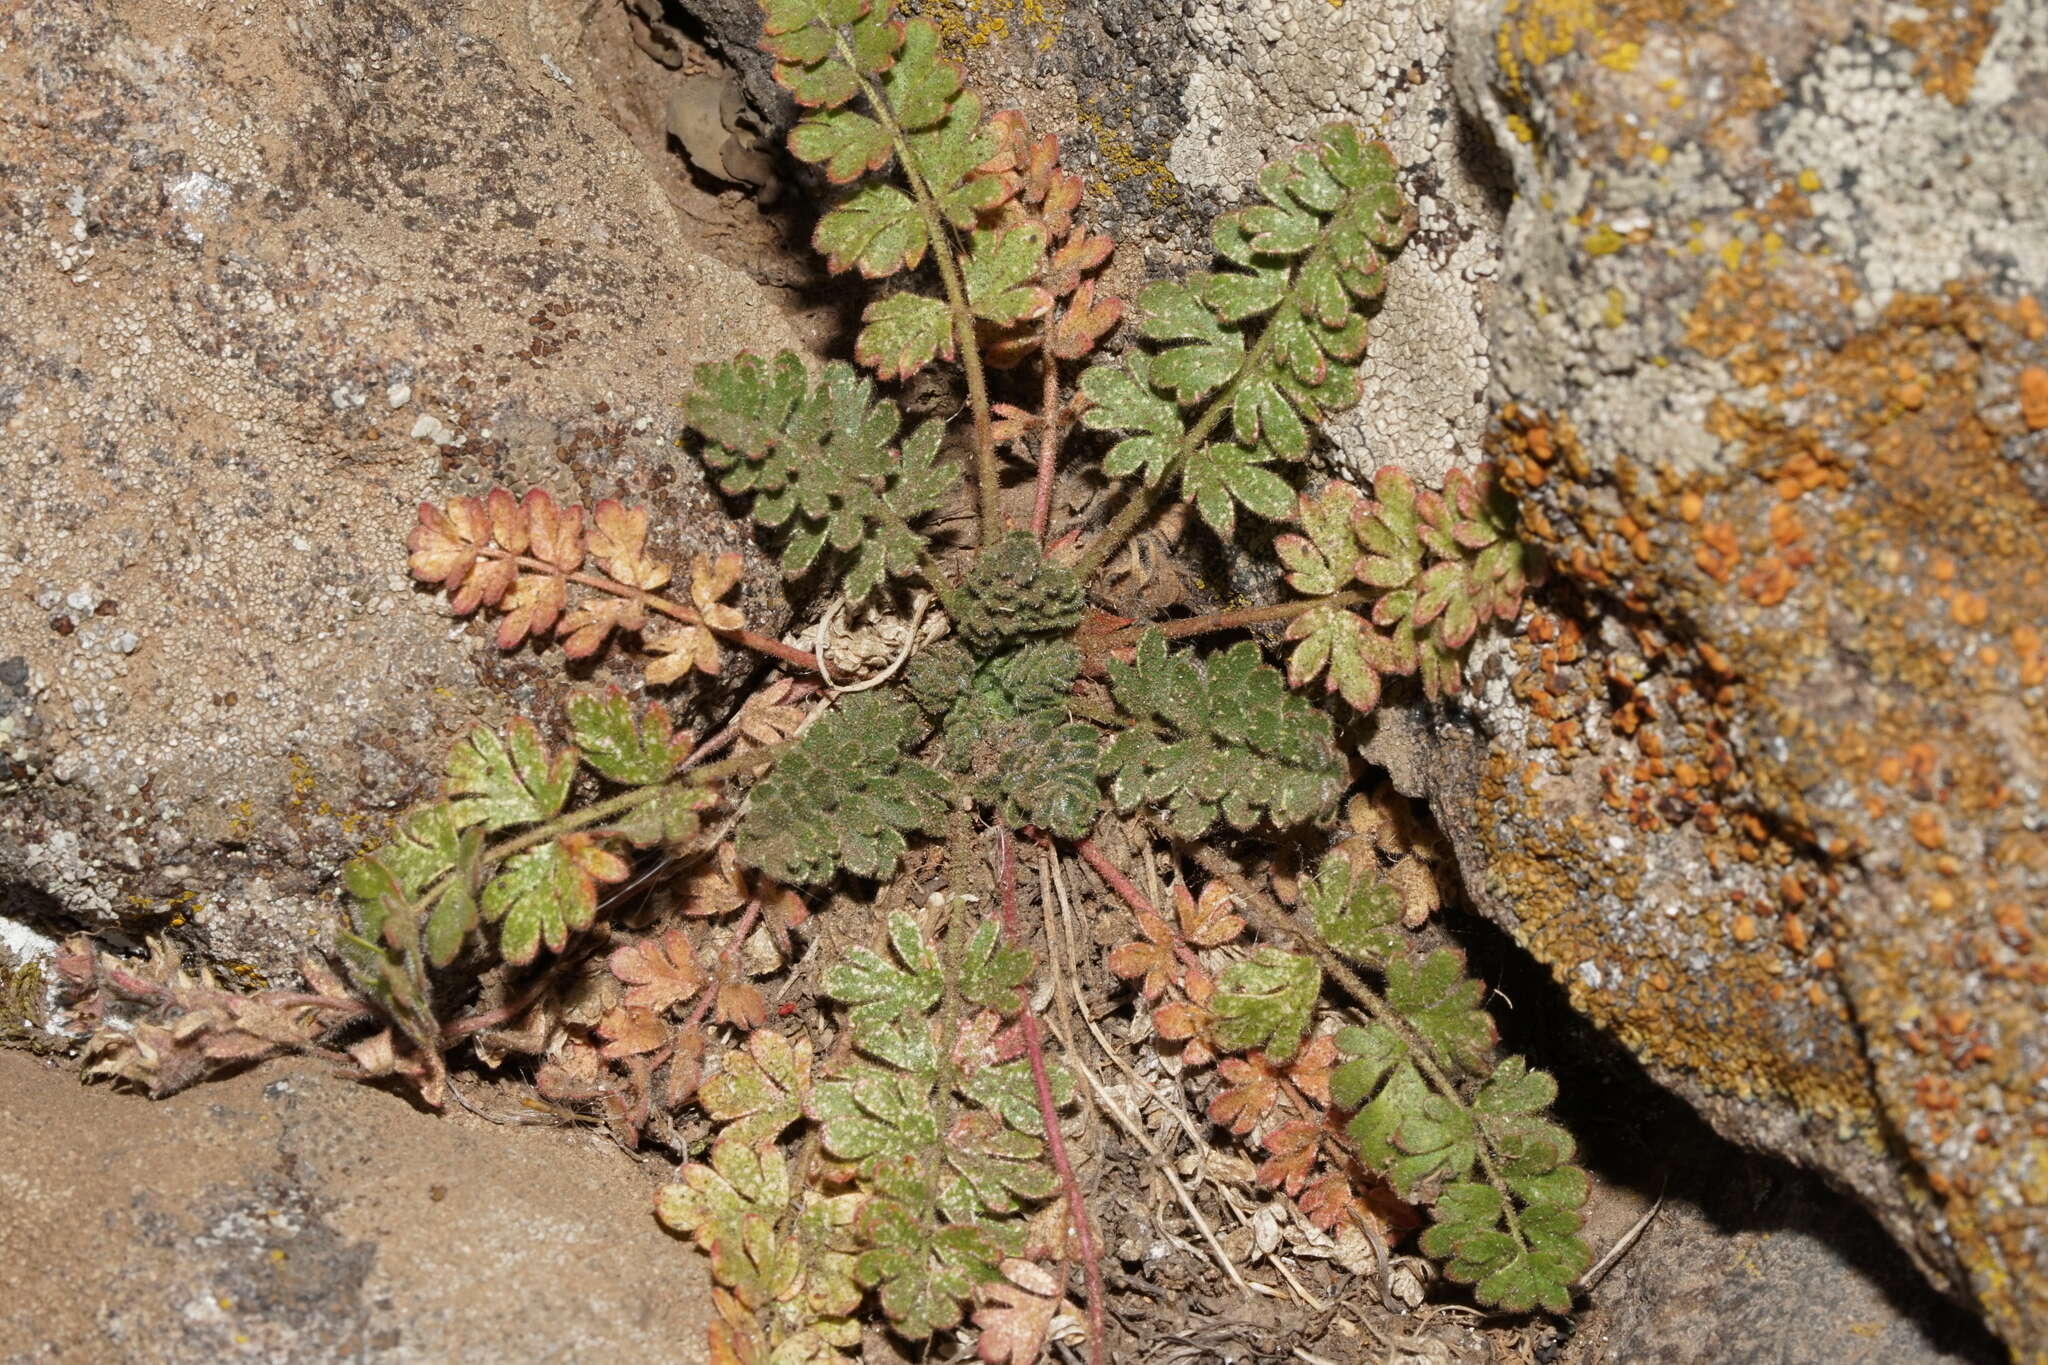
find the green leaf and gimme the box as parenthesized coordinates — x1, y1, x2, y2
(655, 1136, 801, 1309)
(1277, 480, 1362, 588)
(939, 1111, 1057, 1219)
(1284, 603, 1386, 714)
(789, 106, 893, 182)
(957, 919, 1033, 1011)
(344, 801, 464, 945)
(738, 694, 949, 884)
(480, 840, 598, 964)
(823, 909, 945, 1029)
(1079, 354, 1185, 485)
(445, 720, 574, 833)
(421, 826, 484, 966)
(857, 292, 953, 380)
(1330, 1023, 1406, 1109)
(686, 355, 952, 600)
(901, 90, 1006, 225)
(1101, 634, 1345, 839)
(1181, 440, 1293, 537)
(1209, 948, 1319, 1061)
(701, 1029, 814, 1146)
(1387, 949, 1495, 1074)
(812, 1064, 942, 1162)
(607, 782, 715, 849)
(854, 1192, 1004, 1339)
(875, 17, 958, 127)
(815, 183, 927, 277)
(1475, 1055, 1558, 1116)
(567, 688, 692, 786)
(1301, 849, 1402, 964)
(1138, 280, 1243, 403)
(963, 226, 1051, 325)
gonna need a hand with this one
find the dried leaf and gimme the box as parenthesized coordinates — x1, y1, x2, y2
(609, 928, 706, 1013)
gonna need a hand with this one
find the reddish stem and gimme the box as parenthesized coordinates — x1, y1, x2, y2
(998, 830, 1106, 1365)
(482, 548, 821, 674)
(1030, 339, 1061, 544)
(683, 895, 764, 1031)
(1108, 589, 1372, 648)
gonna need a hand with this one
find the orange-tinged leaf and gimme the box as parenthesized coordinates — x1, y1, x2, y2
(666, 1024, 708, 1109)
(557, 594, 641, 658)
(597, 1003, 671, 1059)
(407, 500, 485, 586)
(487, 486, 530, 554)
(1177, 880, 1245, 946)
(1209, 1054, 1281, 1134)
(523, 489, 585, 573)
(454, 554, 518, 615)
(1256, 1117, 1322, 1195)
(689, 552, 747, 630)
(677, 848, 751, 918)
(645, 625, 718, 684)
(561, 832, 631, 887)
(1286, 1032, 1339, 1107)
(1046, 277, 1124, 360)
(735, 679, 809, 748)
(609, 927, 706, 1013)
(974, 1258, 1064, 1364)
(496, 572, 566, 648)
(714, 980, 768, 1030)
(1108, 909, 1177, 1000)
(1297, 1170, 1359, 1231)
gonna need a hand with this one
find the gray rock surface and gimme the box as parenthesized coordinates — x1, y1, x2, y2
(0, 0, 803, 981)
(0, 1051, 710, 1363)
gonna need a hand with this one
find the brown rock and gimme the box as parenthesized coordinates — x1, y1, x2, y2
(0, 1052, 708, 1361)
(0, 0, 804, 978)
(1440, 0, 2048, 1353)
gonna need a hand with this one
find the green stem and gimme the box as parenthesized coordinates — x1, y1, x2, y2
(1071, 178, 1389, 581)
(1178, 839, 1532, 1253)
(839, 36, 999, 548)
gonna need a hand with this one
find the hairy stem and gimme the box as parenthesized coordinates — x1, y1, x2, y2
(839, 39, 999, 547)
(998, 830, 1106, 1365)
(682, 895, 764, 1032)
(1031, 337, 1062, 543)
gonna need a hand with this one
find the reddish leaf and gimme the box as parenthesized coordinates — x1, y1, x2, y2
(1107, 909, 1178, 1000)
(597, 1004, 671, 1059)
(609, 928, 706, 1013)
(1256, 1117, 1322, 1195)
(974, 1259, 1064, 1364)
(497, 571, 567, 648)
(1297, 1170, 1360, 1231)
(1176, 880, 1245, 946)
(1045, 277, 1123, 360)
(666, 1024, 708, 1109)
(714, 980, 768, 1030)
(1209, 1054, 1281, 1134)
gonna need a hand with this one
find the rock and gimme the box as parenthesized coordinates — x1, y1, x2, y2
(1432, 0, 2048, 1352)
(0, 1052, 709, 1361)
(675, 0, 1508, 484)
(0, 1, 805, 980)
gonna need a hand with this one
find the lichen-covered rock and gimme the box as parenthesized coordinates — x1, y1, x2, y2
(669, 0, 1508, 483)
(0, 0, 803, 980)
(1434, 0, 2048, 1351)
